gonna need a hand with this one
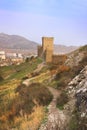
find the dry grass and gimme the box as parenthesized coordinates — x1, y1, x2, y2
(0, 82, 52, 130)
(0, 79, 20, 92)
(14, 106, 45, 130)
(0, 106, 45, 130)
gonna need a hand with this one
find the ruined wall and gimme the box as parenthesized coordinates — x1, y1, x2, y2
(52, 55, 67, 65)
(37, 45, 43, 57)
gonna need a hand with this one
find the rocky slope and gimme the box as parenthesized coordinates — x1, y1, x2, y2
(64, 65, 87, 130)
(65, 45, 87, 67)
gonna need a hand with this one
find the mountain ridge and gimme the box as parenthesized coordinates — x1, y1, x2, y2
(0, 33, 79, 54)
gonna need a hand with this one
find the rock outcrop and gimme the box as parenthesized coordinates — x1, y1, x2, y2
(64, 65, 87, 129)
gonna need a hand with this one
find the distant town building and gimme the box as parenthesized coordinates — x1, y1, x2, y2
(11, 58, 24, 65)
(0, 51, 6, 60)
(17, 53, 23, 58)
(6, 53, 23, 58)
(0, 51, 24, 66)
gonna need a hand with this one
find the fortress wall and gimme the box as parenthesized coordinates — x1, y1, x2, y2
(52, 55, 67, 65)
(42, 37, 54, 63)
(37, 46, 43, 57)
(46, 50, 53, 63)
(42, 37, 54, 51)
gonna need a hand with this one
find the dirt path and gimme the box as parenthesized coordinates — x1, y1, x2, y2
(23, 62, 46, 86)
(39, 87, 67, 130)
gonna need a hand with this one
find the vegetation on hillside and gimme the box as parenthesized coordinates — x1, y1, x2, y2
(0, 45, 87, 130)
(49, 45, 87, 90)
(0, 57, 53, 130)
(0, 82, 52, 130)
(0, 58, 42, 81)
(69, 109, 87, 130)
(56, 91, 69, 110)
(48, 45, 87, 125)
(79, 45, 87, 52)
(15, 83, 53, 114)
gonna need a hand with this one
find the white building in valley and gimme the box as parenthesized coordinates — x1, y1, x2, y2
(0, 51, 6, 60)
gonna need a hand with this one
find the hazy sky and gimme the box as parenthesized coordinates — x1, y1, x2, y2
(0, 0, 87, 46)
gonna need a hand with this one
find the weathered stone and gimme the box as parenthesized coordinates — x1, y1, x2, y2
(67, 65, 87, 118)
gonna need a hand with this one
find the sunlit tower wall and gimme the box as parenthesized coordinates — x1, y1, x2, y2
(42, 37, 54, 63)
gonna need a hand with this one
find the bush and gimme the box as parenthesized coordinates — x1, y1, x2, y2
(55, 66, 72, 89)
(55, 62, 87, 90)
(0, 76, 3, 81)
(57, 91, 68, 110)
(57, 80, 66, 89)
(12, 83, 53, 115)
(79, 54, 87, 68)
(55, 65, 70, 80)
(79, 45, 87, 52)
(69, 109, 87, 130)
(22, 76, 29, 80)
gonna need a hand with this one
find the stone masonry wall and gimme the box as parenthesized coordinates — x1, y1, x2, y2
(42, 37, 54, 52)
(46, 50, 53, 63)
(52, 55, 67, 65)
(37, 46, 43, 57)
(42, 37, 54, 63)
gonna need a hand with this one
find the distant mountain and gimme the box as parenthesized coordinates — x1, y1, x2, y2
(54, 44, 79, 54)
(0, 33, 79, 54)
(0, 33, 38, 53)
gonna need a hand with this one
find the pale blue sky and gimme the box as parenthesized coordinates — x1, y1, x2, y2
(0, 0, 87, 45)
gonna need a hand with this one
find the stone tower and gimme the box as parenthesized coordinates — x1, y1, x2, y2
(37, 37, 54, 63)
(42, 37, 54, 63)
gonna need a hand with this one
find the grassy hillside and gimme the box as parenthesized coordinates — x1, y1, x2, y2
(0, 58, 42, 81)
(0, 45, 86, 130)
(0, 58, 53, 130)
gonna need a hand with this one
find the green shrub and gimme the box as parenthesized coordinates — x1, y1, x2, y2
(69, 109, 87, 130)
(0, 76, 3, 81)
(55, 70, 72, 89)
(55, 61, 87, 90)
(57, 91, 68, 110)
(79, 45, 87, 52)
(79, 54, 87, 68)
